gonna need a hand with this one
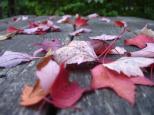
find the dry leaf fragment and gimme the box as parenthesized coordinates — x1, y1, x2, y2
(139, 25, 154, 38)
(53, 40, 97, 64)
(0, 32, 16, 41)
(20, 80, 46, 106)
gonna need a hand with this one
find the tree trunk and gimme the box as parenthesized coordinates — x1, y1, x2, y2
(8, 0, 15, 16)
(0, 1, 2, 18)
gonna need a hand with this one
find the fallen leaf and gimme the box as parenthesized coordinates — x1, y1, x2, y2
(7, 20, 60, 35)
(87, 13, 99, 19)
(36, 56, 60, 92)
(0, 32, 16, 41)
(7, 26, 22, 33)
(100, 17, 111, 23)
(139, 25, 154, 38)
(75, 15, 88, 28)
(69, 28, 91, 36)
(91, 65, 154, 105)
(12, 16, 28, 22)
(130, 43, 154, 57)
(89, 39, 114, 55)
(89, 34, 118, 41)
(110, 46, 127, 55)
(50, 64, 86, 108)
(103, 57, 154, 77)
(125, 34, 154, 48)
(57, 15, 72, 24)
(20, 80, 46, 106)
(53, 40, 97, 64)
(0, 51, 32, 68)
(114, 20, 127, 27)
(91, 65, 135, 104)
(34, 39, 62, 52)
(130, 77, 154, 86)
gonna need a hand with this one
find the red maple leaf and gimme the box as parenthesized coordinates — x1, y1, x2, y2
(91, 64, 154, 105)
(75, 16, 88, 28)
(114, 20, 127, 27)
(125, 34, 154, 48)
(49, 64, 86, 108)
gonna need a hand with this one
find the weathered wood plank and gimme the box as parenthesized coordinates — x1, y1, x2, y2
(0, 16, 154, 115)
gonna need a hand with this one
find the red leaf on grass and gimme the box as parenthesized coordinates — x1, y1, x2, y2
(50, 64, 86, 108)
(91, 65, 135, 104)
(75, 15, 88, 28)
(125, 34, 154, 48)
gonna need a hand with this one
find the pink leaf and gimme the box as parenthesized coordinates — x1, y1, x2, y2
(103, 57, 154, 77)
(91, 65, 135, 104)
(87, 13, 99, 19)
(50, 64, 86, 108)
(36, 56, 60, 92)
(57, 15, 72, 24)
(110, 46, 127, 55)
(89, 34, 118, 41)
(100, 17, 111, 23)
(130, 77, 154, 86)
(0, 51, 32, 68)
(125, 34, 154, 48)
(34, 39, 62, 52)
(69, 28, 91, 36)
(130, 43, 154, 57)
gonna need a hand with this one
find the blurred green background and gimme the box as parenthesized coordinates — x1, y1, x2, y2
(0, 0, 154, 19)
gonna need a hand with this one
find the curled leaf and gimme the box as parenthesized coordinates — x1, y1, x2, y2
(36, 56, 60, 92)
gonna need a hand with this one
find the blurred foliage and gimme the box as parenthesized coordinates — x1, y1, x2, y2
(0, 0, 154, 19)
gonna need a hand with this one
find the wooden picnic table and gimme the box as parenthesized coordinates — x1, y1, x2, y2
(0, 16, 154, 115)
